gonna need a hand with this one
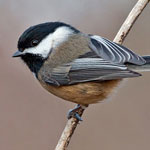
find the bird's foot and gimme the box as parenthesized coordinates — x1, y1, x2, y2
(67, 104, 87, 121)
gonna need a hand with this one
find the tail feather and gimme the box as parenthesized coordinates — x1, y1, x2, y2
(127, 56, 150, 72)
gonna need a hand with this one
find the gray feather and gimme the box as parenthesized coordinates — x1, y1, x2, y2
(48, 58, 141, 86)
(89, 35, 146, 65)
(41, 35, 145, 86)
(127, 56, 150, 72)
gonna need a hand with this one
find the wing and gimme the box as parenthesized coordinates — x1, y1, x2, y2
(89, 35, 146, 65)
(42, 35, 145, 86)
(43, 58, 141, 86)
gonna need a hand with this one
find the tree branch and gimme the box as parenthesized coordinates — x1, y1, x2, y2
(55, 0, 149, 150)
(55, 107, 85, 150)
(114, 0, 150, 44)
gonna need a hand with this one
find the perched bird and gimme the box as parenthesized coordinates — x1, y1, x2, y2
(13, 22, 150, 120)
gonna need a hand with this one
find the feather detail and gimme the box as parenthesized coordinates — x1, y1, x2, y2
(89, 35, 146, 65)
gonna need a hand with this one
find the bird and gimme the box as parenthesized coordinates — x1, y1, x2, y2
(13, 22, 150, 120)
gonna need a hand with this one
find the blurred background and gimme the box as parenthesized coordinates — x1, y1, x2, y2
(0, 0, 150, 150)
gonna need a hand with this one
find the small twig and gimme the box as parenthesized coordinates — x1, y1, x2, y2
(55, 107, 85, 150)
(114, 0, 150, 44)
(55, 1, 149, 150)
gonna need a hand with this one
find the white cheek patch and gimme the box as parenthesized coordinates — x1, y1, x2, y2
(23, 26, 74, 58)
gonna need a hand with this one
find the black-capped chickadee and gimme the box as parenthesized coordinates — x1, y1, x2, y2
(13, 22, 150, 120)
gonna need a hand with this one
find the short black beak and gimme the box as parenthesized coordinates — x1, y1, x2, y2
(12, 51, 24, 57)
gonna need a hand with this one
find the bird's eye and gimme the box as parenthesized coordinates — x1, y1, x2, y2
(31, 40, 39, 46)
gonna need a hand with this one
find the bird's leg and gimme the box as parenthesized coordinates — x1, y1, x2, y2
(67, 104, 88, 121)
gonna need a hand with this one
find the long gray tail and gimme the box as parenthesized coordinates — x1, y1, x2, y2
(127, 56, 150, 72)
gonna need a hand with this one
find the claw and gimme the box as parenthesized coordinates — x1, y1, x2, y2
(67, 104, 87, 121)
(74, 113, 83, 121)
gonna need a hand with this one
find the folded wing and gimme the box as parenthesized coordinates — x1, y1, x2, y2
(43, 58, 141, 86)
(89, 35, 146, 65)
(42, 35, 145, 86)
